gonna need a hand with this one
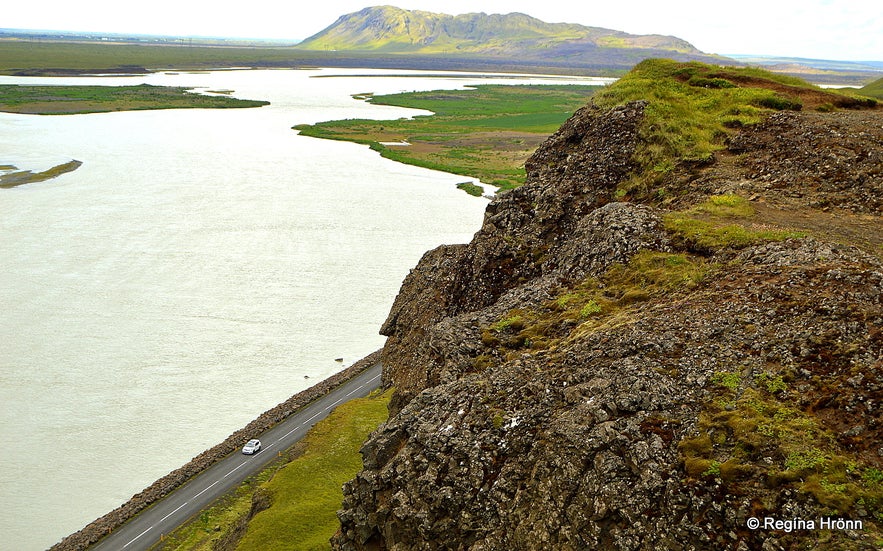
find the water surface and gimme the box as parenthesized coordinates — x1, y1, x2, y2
(0, 68, 605, 549)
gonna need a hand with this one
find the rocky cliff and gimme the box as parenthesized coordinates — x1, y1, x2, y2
(333, 61, 882, 550)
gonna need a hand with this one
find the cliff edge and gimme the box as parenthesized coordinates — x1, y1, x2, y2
(335, 60, 882, 550)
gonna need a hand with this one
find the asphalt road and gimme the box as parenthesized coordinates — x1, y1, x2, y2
(89, 363, 383, 551)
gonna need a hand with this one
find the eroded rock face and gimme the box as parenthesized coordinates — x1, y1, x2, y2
(380, 101, 648, 405)
(337, 101, 883, 550)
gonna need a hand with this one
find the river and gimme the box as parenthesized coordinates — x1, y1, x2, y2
(0, 68, 608, 550)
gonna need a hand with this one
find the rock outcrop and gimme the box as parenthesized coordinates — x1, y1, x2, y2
(335, 77, 882, 550)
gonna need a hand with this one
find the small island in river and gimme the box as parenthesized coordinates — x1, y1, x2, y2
(0, 160, 83, 188)
(0, 83, 268, 115)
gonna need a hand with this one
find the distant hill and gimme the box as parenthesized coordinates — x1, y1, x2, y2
(726, 55, 883, 87)
(296, 6, 727, 68)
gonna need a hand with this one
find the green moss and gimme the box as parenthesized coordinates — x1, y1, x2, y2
(702, 459, 722, 477)
(491, 314, 527, 332)
(784, 449, 827, 473)
(664, 213, 806, 251)
(484, 250, 712, 357)
(579, 300, 602, 318)
(492, 411, 505, 430)
(755, 372, 788, 394)
(864, 468, 883, 486)
(711, 371, 742, 391)
(680, 374, 883, 521)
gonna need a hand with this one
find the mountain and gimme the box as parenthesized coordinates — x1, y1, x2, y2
(296, 6, 722, 66)
(333, 61, 883, 550)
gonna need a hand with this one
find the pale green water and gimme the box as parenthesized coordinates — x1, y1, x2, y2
(0, 68, 606, 550)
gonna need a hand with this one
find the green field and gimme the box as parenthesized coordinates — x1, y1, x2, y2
(295, 84, 602, 191)
(0, 41, 613, 77)
(0, 83, 268, 114)
(0, 41, 310, 74)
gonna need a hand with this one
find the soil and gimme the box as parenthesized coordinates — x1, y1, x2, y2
(667, 108, 883, 256)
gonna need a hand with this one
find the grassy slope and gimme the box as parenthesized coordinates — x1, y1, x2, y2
(0, 83, 268, 114)
(591, 59, 877, 201)
(296, 84, 602, 190)
(158, 389, 392, 551)
(860, 76, 883, 99)
(235, 390, 392, 550)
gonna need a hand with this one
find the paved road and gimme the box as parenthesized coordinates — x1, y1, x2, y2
(90, 363, 383, 551)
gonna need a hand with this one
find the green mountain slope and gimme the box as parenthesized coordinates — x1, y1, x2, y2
(860, 76, 883, 99)
(296, 5, 703, 58)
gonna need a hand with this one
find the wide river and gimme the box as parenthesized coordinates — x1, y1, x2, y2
(0, 68, 608, 550)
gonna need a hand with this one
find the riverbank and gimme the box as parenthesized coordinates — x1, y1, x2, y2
(52, 351, 382, 551)
(295, 83, 606, 191)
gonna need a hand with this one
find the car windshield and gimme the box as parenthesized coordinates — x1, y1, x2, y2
(246, 440, 258, 446)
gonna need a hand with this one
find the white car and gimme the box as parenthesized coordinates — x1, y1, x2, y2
(242, 439, 262, 455)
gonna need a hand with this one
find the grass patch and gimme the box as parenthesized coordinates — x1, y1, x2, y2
(0, 83, 268, 114)
(295, 84, 602, 191)
(662, 194, 807, 252)
(456, 181, 485, 196)
(595, 59, 869, 201)
(481, 250, 712, 357)
(664, 215, 807, 251)
(236, 389, 392, 551)
(154, 469, 276, 551)
(690, 194, 754, 218)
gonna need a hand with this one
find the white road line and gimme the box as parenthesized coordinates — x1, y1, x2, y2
(192, 480, 220, 501)
(279, 424, 304, 441)
(159, 501, 189, 524)
(122, 526, 152, 548)
(345, 384, 365, 397)
(223, 462, 247, 478)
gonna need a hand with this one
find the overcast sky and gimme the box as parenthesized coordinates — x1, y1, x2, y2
(4, 1, 881, 61)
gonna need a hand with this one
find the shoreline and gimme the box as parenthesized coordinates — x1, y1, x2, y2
(51, 350, 383, 551)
